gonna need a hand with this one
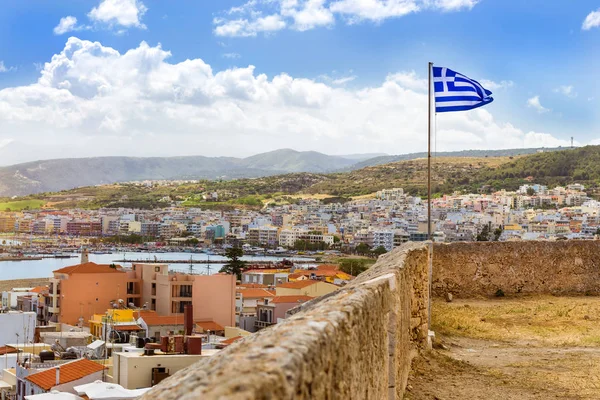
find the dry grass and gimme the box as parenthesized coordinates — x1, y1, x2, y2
(503, 354, 600, 397)
(432, 296, 600, 347)
(404, 156, 520, 168)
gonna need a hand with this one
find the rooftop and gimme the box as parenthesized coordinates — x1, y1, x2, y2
(196, 321, 224, 332)
(276, 280, 319, 289)
(135, 311, 184, 326)
(53, 262, 124, 275)
(236, 288, 276, 298)
(270, 295, 313, 304)
(25, 359, 106, 390)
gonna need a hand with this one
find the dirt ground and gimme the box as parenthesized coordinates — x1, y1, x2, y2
(0, 277, 49, 292)
(405, 297, 600, 400)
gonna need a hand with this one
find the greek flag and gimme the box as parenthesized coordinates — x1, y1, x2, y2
(433, 66, 493, 113)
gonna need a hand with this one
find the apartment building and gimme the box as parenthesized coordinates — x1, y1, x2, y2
(66, 221, 102, 236)
(134, 263, 236, 329)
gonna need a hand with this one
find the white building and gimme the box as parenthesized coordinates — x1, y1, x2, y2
(0, 312, 36, 347)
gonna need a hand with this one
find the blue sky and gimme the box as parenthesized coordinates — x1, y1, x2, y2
(0, 0, 598, 164)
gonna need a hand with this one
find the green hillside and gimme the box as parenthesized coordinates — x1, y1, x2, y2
(6, 146, 599, 210)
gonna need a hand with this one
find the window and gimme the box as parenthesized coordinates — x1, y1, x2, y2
(155, 266, 160, 272)
(179, 285, 192, 298)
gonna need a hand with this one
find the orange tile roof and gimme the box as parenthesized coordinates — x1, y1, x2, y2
(114, 324, 142, 331)
(135, 311, 184, 326)
(317, 264, 339, 271)
(0, 346, 18, 356)
(26, 359, 106, 390)
(195, 320, 225, 331)
(236, 283, 268, 288)
(270, 295, 313, 304)
(277, 280, 318, 289)
(53, 262, 124, 275)
(29, 285, 48, 294)
(237, 288, 276, 298)
(220, 336, 243, 346)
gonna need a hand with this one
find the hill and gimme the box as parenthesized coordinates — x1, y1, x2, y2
(240, 149, 357, 172)
(10, 156, 510, 210)
(347, 147, 568, 170)
(4, 146, 596, 207)
(0, 150, 365, 197)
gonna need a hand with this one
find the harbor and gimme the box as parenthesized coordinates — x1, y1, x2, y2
(0, 251, 317, 280)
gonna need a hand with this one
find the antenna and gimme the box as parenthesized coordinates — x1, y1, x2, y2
(571, 137, 574, 149)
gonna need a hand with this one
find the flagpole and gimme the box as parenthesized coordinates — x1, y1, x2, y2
(427, 61, 433, 331)
(428, 62, 432, 242)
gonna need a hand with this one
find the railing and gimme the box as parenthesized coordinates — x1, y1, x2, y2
(254, 320, 275, 329)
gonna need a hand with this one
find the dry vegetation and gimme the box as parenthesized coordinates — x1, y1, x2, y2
(432, 296, 600, 347)
(406, 296, 600, 399)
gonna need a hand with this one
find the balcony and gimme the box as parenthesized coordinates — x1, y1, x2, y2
(254, 320, 275, 329)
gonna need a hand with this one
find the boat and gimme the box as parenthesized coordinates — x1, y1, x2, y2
(53, 252, 73, 258)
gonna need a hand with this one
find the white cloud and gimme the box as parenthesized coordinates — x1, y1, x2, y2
(214, 0, 478, 36)
(527, 96, 550, 114)
(0, 138, 13, 149)
(88, 0, 148, 29)
(554, 85, 577, 98)
(480, 79, 513, 91)
(319, 72, 357, 85)
(329, 0, 420, 23)
(426, 0, 479, 11)
(214, 15, 287, 37)
(0, 61, 16, 73)
(282, 0, 335, 30)
(53, 16, 79, 35)
(222, 53, 242, 59)
(0, 37, 573, 164)
(387, 71, 427, 91)
(227, 0, 258, 15)
(332, 76, 356, 85)
(582, 8, 600, 30)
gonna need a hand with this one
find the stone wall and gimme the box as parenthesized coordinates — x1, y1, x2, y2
(433, 240, 600, 297)
(140, 243, 430, 400)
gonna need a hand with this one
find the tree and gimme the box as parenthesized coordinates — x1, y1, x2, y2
(526, 187, 536, 196)
(372, 246, 388, 257)
(493, 227, 503, 241)
(219, 247, 246, 280)
(476, 225, 490, 242)
(355, 243, 371, 256)
(338, 258, 373, 276)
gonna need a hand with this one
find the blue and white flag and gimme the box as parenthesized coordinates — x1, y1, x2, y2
(433, 66, 493, 113)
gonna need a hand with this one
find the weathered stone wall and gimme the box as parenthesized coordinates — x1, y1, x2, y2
(433, 240, 600, 297)
(140, 243, 430, 400)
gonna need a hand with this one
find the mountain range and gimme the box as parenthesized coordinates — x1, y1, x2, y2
(0, 147, 567, 197)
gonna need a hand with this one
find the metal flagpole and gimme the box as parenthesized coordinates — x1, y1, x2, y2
(427, 61, 433, 330)
(427, 61, 433, 242)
